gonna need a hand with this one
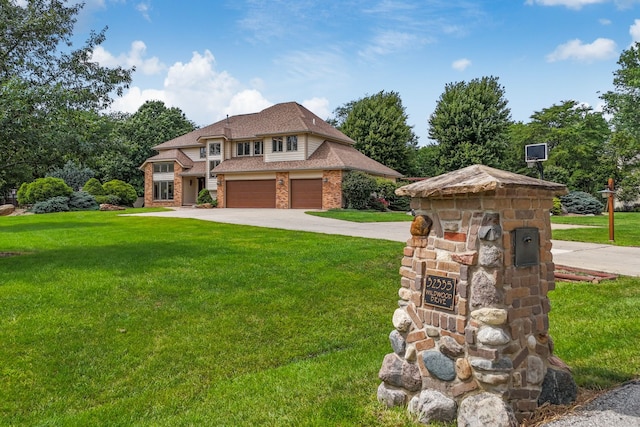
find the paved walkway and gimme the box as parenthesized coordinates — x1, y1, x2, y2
(127, 208, 640, 277)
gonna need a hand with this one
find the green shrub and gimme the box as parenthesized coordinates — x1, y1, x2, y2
(342, 171, 377, 210)
(17, 177, 73, 205)
(83, 178, 105, 196)
(68, 191, 99, 211)
(95, 194, 121, 205)
(197, 189, 214, 204)
(551, 197, 563, 216)
(560, 191, 604, 215)
(47, 161, 95, 191)
(103, 180, 137, 206)
(31, 196, 70, 214)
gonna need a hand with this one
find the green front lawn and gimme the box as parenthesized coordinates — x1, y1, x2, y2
(551, 212, 640, 247)
(1, 210, 638, 425)
(306, 209, 414, 222)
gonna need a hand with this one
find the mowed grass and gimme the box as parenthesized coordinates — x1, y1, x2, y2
(0, 210, 416, 426)
(551, 212, 640, 247)
(306, 209, 413, 223)
(1, 210, 639, 425)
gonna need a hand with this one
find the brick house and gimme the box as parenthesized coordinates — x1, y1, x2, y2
(140, 102, 402, 209)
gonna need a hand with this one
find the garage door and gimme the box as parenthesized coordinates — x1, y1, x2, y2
(226, 180, 276, 208)
(291, 179, 322, 209)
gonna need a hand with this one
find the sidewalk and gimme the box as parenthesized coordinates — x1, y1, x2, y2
(126, 208, 640, 277)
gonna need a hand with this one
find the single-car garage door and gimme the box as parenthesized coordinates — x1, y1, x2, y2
(226, 180, 276, 208)
(291, 179, 322, 209)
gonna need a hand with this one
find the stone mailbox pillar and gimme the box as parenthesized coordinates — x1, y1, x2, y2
(377, 165, 577, 426)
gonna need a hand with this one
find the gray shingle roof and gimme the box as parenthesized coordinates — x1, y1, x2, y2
(153, 102, 354, 150)
(213, 141, 402, 178)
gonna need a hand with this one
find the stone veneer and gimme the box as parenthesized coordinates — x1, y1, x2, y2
(377, 165, 577, 426)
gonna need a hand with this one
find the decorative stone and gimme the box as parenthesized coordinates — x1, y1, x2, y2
(99, 203, 125, 211)
(473, 371, 510, 385)
(377, 382, 407, 408)
(405, 344, 417, 361)
(410, 215, 432, 236)
(389, 330, 406, 357)
(479, 224, 502, 241)
(0, 204, 15, 216)
(398, 287, 412, 301)
(422, 351, 456, 381)
(470, 308, 508, 326)
(408, 390, 457, 424)
(439, 335, 464, 358)
(477, 326, 510, 346)
(392, 308, 412, 332)
(527, 334, 537, 350)
(378, 353, 422, 391)
(470, 270, 501, 308)
(479, 245, 503, 268)
(457, 393, 518, 427)
(538, 367, 578, 405)
(527, 355, 545, 385)
(452, 251, 478, 266)
(456, 358, 472, 380)
(426, 326, 440, 337)
(470, 357, 513, 372)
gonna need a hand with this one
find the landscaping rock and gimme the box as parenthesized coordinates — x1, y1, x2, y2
(0, 204, 15, 216)
(408, 389, 457, 425)
(538, 367, 577, 406)
(389, 330, 406, 357)
(392, 308, 412, 332)
(377, 382, 407, 408)
(379, 353, 421, 391)
(457, 392, 518, 427)
(99, 204, 125, 211)
(422, 350, 456, 381)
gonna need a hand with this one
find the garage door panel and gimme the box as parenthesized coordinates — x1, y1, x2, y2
(226, 180, 276, 208)
(291, 179, 322, 209)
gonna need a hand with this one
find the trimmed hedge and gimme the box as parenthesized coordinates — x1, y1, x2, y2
(83, 178, 105, 196)
(17, 177, 73, 205)
(102, 180, 137, 206)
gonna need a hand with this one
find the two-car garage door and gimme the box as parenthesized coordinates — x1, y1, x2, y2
(225, 179, 322, 209)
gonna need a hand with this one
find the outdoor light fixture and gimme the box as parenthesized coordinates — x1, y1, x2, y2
(323, 178, 328, 183)
(598, 178, 615, 241)
(278, 179, 284, 185)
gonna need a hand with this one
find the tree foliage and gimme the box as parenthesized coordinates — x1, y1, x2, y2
(428, 76, 512, 173)
(331, 91, 418, 175)
(47, 160, 95, 191)
(0, 0, 132, 194)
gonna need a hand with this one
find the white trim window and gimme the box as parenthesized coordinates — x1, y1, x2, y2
(272, 137, 283, 152)
(153, 163, 174, 173)
(199, 147, 206, 158)
(237, 141, 251, 156)
(286, 135, 298, 152)
(254, 140, 264, 155)
(153, 181, 174, 200)
(209, 160, 220, 177)
(210, 142, 221, 156)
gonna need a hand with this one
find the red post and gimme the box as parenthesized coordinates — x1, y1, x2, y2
(608, 178, 614, 242)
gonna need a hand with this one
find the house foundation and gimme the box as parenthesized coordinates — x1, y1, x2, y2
(377, 165, 577, 426)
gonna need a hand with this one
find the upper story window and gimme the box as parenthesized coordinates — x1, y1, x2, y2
(199, 147, 206, 158)
(237, 141, 251, 156)
(254, 140, 264, 155)
(287, 135, 298, 152)
(209, 142, 221, 156)
(153, 162, 174, 173)
(272, 137, 283, 153)
(209, 160, 220, 177)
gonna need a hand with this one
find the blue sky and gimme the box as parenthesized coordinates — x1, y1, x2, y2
(72, 0, 640, 144)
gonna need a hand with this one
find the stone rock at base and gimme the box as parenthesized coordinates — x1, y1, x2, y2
(392, 308, 412, 332)
(378, 353, 422, 391)
(538, 367, 578, 406)
(99, 203, 125, 211)
(440, 335, 464, 358)
(422, 350, 456, 381)
(0, 204, 15, 216)
(408, 389, 457, 425)
(377, 382, 407, 408)
(389, 330, 406, 357)
(527, 355, 545, 385)
(457, 392, 518, 427)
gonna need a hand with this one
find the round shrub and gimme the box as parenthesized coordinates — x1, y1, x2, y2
(560, 191, 604, 215)
(17, 177, 72, 205)
(197, 189, 214, 204)
(31, 196, 70, 214)
(103, 179, 137, 206)
(83, 177, 105, 196)
(68, 191, 99, 211)
(550, 197, 563, 216)
(342, 171, 377, 210)
(95, 194, 121, 205)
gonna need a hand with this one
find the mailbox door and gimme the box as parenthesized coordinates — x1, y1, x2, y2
(513, 227, 540, 267)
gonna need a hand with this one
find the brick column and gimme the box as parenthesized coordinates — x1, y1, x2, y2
(322, 170, 342, 210)
(276, 172, 289, 209)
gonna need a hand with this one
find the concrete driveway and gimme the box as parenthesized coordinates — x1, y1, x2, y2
(127, 208, 640, 277)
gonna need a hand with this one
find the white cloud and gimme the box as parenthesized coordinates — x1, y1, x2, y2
(546, 38, 617, 62)
(91, 41, 165, 75)
(224, 90, 273, 117)
(110, 87, 166, 114)
(302, 97, 331, 119)
(525, 0, 606, 9)
(631, 19, 640, 43)
(452, 58, 472, 71)
(358, 30, 424, 59)
(136, 2, 151, 21)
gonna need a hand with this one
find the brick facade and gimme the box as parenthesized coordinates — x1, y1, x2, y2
(143, 162, 184, 208)
(276, 172, 290, 209)
(322, 170, 343, 210)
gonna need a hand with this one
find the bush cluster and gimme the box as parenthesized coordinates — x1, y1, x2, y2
(197, 189, 214, 205)
(17, 177, 73, 205)
(560, 191, 604, 215)
(341, 171, 410, 211)
(83, 178, 137, 206)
